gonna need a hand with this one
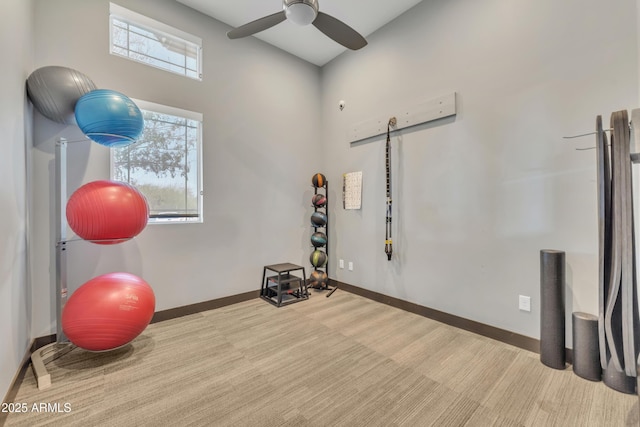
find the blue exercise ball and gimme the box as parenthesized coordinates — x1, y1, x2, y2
(26, 66, 97, 125)
(75, 89, 144, 147)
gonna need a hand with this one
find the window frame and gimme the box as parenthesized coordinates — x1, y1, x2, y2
(110, 99, 204, 225)
(109, 2, 203, 81)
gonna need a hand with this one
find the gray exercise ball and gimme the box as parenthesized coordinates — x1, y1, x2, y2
(26, 66, 97, 125)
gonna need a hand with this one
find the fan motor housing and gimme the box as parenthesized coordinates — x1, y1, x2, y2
(284, 0, 319, 26)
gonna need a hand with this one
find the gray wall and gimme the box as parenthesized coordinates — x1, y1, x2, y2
(321, 0, 639, 343)
(1, 0, 33, 401)
(9, 0, 640, 402)
(30, 0, 322, 337)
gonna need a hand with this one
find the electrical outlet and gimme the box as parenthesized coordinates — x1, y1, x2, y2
(348, 261, 353, 271)
(519, 295, 531, 312)
(339, 259, 344, 269)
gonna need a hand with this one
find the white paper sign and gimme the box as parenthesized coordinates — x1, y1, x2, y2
(343, 171, 362, 210)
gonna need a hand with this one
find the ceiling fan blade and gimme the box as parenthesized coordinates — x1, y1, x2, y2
(227, 11, 287, 39)
(312, 12, 367, 50)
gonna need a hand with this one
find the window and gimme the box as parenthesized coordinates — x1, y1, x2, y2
(109, 3, 202, 80)
(111, 100, 203, 224)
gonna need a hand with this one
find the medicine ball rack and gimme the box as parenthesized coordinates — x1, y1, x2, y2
(309, 180, 334, 296)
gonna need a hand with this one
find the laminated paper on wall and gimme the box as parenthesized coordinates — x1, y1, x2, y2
(343, 171, 362, 210)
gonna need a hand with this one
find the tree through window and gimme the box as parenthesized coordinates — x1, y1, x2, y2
(111, 101, 203, 223)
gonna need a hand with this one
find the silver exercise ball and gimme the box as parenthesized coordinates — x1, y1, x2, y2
(26, 66, 97, 125)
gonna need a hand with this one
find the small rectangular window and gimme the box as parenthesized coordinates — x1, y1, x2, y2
(111, 100, 203, 224)
(109, 3, 202, 80)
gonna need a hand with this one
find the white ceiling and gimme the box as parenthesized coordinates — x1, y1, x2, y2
(176, 0, 424, 66)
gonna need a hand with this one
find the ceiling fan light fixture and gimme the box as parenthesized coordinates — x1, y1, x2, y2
(284, 0, 318, 26)
(228, 0, 366, 51)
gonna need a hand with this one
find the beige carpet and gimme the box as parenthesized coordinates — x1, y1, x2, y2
(4, 290, 639, 426)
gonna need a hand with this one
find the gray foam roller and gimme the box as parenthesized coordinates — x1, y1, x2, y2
(572, 312, 601, 381)
(540, 249, 566, 369)
(26, 66, 97, 125)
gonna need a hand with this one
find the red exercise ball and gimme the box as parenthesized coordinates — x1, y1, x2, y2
(66, 180, 149, 244)
(62, 272, 155, 352)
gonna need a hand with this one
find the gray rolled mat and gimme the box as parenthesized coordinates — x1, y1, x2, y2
(572, 312, 601, 381)
(540, 249, 566, 369)
(595, 115, 612, 371)
(613, 111, 637, 377)
(605, 111, 624, 374)
(603, 358, 637, 395)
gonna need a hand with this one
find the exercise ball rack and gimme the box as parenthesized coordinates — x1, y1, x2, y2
(31, 137, 74, 390)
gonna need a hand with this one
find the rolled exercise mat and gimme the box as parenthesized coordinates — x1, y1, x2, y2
(604, 358, 637, 394)
(540, 249, 566, 369)
(595, 115, 611, 372)
(572, 312, 601, 381)
(637, 355, 640, 397)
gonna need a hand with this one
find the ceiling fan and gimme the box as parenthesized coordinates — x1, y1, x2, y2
(227, 0, 367, 50)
